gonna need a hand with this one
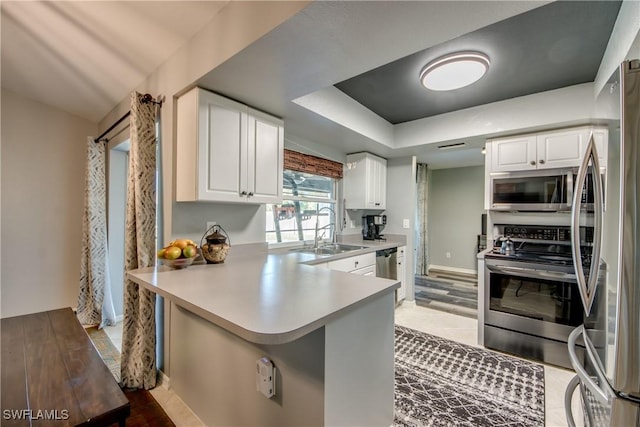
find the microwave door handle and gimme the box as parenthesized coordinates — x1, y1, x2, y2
(566, 172, 573, 209)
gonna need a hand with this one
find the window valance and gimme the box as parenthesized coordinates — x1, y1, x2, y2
(284, 149, 343, 179)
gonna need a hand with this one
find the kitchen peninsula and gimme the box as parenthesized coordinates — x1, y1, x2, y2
(127, 245, 400, 427)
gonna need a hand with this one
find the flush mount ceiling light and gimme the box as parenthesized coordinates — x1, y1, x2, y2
(420, 52, 490, 91)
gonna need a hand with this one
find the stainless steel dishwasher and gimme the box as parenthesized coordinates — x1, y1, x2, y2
(375, 248, 397, 281)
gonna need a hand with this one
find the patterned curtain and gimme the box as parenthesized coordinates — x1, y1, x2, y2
(120, 92, 158, 389)
(415, 163, 429, 276)
(77, 138, 116, 328)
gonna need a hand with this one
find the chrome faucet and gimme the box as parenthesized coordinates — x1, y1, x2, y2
(314, 206, 337, 249)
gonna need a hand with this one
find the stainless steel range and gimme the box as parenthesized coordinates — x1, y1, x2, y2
(484, 224, 605, 369)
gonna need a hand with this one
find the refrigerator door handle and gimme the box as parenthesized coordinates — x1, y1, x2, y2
(571, 134, 603, 315)
(568, 326, 611, 404)
(564, 375, 581, 427)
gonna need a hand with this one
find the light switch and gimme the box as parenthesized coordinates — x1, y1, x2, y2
(403, 219, 410, 229)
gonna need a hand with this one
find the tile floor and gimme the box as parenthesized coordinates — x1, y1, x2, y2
(104, 303, 584, 427)
(395, 302, 584, 427)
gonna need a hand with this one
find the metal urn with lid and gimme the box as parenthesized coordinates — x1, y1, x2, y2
(200, 225, 230, 264)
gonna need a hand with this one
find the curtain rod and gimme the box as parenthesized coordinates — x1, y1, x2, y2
(94, 93, 162, 143)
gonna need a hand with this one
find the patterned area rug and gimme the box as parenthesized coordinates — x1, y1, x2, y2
(394, 326, 545, 427)
(86, 326, 121, 382)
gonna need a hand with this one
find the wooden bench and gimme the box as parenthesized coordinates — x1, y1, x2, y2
(1, 308, 130, 426)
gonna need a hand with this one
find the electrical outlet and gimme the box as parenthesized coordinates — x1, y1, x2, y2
(206, 221, 217, 230)
(446, 252, 451, 259)
(403, 219, 410, 229)
(350, 220, 356, 228)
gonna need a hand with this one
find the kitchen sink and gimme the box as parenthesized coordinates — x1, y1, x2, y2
(289, 243, 366, 255)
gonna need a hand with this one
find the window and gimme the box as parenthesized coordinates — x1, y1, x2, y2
(266, 170, 337, 244)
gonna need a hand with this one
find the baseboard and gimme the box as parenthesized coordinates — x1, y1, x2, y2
(157, 369, 170, 390)
(398, 300, 417, 308)
(428, 264, 477, 277)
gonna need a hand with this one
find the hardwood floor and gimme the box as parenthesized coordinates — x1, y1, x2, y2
(414, 269, 478, 318)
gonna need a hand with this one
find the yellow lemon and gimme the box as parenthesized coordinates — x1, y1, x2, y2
(173, 239, 189, 249)
(165, 246, 182, 260)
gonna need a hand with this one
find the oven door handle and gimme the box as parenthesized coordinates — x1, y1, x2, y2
(486, 264, 576, 282)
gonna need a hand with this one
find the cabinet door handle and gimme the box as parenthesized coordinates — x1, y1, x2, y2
(248, 192, 254, 197)
(530, 161, 536, 166)
(240, 191, 247, 196)
(354, 261, 359, 267)
(539, 159, 546, 165)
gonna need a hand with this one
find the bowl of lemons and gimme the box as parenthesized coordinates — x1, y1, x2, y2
(157, 239, 198, 269)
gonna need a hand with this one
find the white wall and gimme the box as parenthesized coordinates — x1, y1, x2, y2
(427, 166, 485, 273)
(97, 2, 308, 247)
(1, 88, 97, 318)
(93, 2, 308, 373)
(384, 157, 416, 300)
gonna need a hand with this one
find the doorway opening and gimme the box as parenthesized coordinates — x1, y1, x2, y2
(107, 141, 129, 323)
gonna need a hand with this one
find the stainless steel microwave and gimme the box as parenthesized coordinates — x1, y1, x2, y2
(489, 168, 599, 212)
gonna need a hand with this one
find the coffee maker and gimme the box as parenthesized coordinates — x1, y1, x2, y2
(362, 215, 386, 240)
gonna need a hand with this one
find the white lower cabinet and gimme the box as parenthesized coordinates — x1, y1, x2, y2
(351, 265, 376, 276)
(396, 246, 406, 302)
(327, 252, 376, 275)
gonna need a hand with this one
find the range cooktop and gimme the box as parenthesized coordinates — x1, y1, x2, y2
(486, 225, 594, 267)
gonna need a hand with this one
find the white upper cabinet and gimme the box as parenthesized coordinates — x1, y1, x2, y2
(344, 152, 387, 210)
(588, 126, 608, 170)
(490, 135, 538, 171)
(176, 87, 283, 204)
(246, 109, 284, 203)
(488, 126, 608, 173)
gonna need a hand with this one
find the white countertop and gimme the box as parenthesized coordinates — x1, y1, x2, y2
(127, 240, 402, 345)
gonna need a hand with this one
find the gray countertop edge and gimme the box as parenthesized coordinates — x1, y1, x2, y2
(477, 247, 492, 260)
(127, 264, 400, 345)
(169, 280, 400, 345)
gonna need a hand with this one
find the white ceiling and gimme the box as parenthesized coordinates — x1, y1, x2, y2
(1, 1, 228, 122)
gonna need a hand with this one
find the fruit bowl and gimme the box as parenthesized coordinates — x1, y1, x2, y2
(158, 238, 199, 269)
(159, 256, 195, 269)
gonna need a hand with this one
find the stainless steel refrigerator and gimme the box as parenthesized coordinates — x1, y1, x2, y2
(565, 59, 640, 426)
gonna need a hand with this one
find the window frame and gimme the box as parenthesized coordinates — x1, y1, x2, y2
(266, 172, 338, 248)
